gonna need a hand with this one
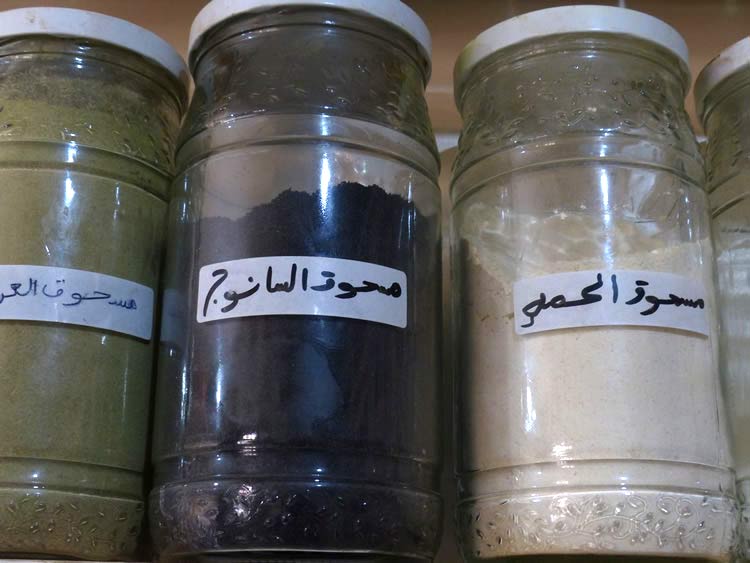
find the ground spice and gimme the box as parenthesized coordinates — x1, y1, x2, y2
(0, 36, 184, 559)
(456, 205, 735, 559)
(152, 181, 441, 558)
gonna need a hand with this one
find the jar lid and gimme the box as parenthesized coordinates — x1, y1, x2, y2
(695, 37, 750, 122)
(0, 7, 189, 91)
(188, 0, 431, 65)
(454, 5, 689, 97)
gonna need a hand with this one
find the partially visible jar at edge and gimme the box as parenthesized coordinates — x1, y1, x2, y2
(0, 8, 187, 560)
(451, 6, 736, 561)
(151, 2, 442, 561)
(698, 36, 750, 561)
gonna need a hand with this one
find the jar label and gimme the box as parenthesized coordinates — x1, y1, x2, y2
(0, 265, 153, 339)
(513, 270, 709, 336)
(197, 256, 407, 328)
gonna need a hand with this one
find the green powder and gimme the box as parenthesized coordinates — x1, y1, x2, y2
(0, 37, 184, 559)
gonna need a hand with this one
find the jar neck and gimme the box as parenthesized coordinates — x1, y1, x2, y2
(185, 7, 436, 158)
(703, 71, 750, 192)
(453, 34, 698, 189)
(0, 36, 187, 180)
(0, 36, 187, 111)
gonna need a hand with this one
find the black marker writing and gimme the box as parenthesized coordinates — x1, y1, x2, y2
(624, 280, 704, 316)
(63, 290, 111, 307)
(109, 298, 138, 310)
(521, 273, 604, 328)
(518, 272, 707, 332)
(640, 293, 705, 316)
(221, 277, 260, 313)
(0, 272, 142, 325)
(266, 264, 297, 293)
(203, 269, 228, 317)
(625, 280, 649, 305)
(42, 279, 65, 298)
(310, 271, 336, 292)
(202, 261, 404, 316)
(611, 274, 619, 303)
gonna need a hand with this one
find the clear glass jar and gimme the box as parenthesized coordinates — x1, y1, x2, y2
(0, 8, 187, 560)
(151, 2, 442, 560)
(451, 6, 736, 561)
(698, 36, 750, 561)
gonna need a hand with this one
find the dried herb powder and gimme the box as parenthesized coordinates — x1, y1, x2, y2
(153, 181, 441, 559)
(0, 34, 185, 559)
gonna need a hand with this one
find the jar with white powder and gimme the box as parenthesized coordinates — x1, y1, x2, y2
(697, 36, 750, 560)
(451, 6, 737, 561)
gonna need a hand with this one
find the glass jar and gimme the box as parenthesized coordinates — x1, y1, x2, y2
(451, 6, 736, 561)
(698, 37, 750, 560)
(0, 7, 187, 561)
(151, 1, 442, 560)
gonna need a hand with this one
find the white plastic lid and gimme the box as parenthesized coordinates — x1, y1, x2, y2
(695, 37, 750, 121)
(189, 0, 431, 66)
(455, 5, 689, 96)
(0, 7, 189, 91)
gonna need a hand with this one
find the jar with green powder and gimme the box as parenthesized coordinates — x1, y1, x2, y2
(0, 8, 187, 560)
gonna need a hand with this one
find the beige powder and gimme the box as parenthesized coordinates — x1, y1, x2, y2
(457, 204, 737, 559)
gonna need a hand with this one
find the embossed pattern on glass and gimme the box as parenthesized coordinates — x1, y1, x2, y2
(451, 33, 737, 561)
(0, 37, 185, 559)
(184, 9, 436, 155)
(704, 67, 750, 561)
(454, 36, 697, 184)
(151, 7, 442, 561)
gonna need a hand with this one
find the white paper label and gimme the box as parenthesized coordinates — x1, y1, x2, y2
(0, 265, 153, 339)
(513, 269, 709, 336)
(198, 256, 407, 328)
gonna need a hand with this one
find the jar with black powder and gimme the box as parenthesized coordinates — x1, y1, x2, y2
(151, 1, 442, 560)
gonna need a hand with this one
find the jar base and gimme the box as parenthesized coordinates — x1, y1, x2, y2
(737, 478, 750, 560)
(150, 478, 441, 561)
(458, 487, 737, 561)
(160, 553, 426, 562)
(0, 486, 143, 560)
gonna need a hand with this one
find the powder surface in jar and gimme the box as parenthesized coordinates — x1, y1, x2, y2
(0, 38, 182, 559)
(155, 180, 441, 554)
(456, 203, 734, 556)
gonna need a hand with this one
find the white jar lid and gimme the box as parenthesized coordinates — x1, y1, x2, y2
(454, 5, 689, 96)
(0, 7, 189, 91)
(695, 37, 750, 122)
(189, 0, 431, 66)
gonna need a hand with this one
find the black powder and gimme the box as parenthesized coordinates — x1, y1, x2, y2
(152, 182, 441, 560)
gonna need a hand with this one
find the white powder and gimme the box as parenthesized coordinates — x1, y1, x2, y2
(456, 204, 736, 559)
